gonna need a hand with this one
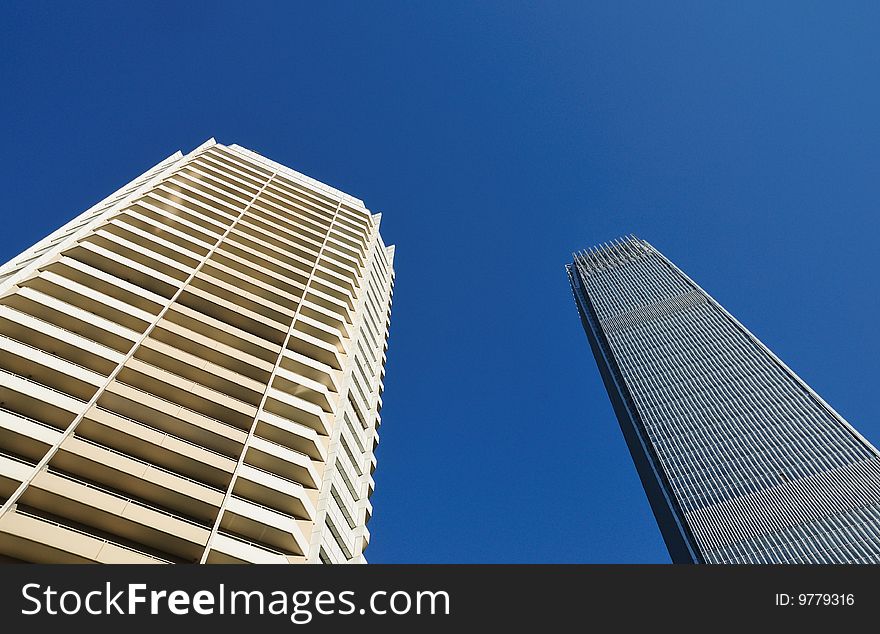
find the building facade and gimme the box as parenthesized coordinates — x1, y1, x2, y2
(568, 235, 880, 563)
(0, 139, 394, 564)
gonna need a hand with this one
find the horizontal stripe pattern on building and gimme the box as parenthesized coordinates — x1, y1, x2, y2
(0, 139, 394, 564)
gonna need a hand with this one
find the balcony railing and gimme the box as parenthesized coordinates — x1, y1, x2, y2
(215, 530, 286, 556)
(92, 406, 237, 461)
(68, 434, 226, 494)
(12, 509, 173, 563)
(110, 380, 248, 442)
(0, 333, 109, 378)
(0, 405, 66, 433)
(43, 467, 212, 530)
(0, 368, 88, 405)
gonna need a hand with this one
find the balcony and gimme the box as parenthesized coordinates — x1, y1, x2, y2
(302, 287, 352, 326)
(245, 436, 320, 490)
(195, 154, 267, 192)
(246, 210, 327, 259)
(293, 314, 347, 355)
(327, 228, 368, 261)
(3, 286, 140, 353)
(330, 479, 360, 529)
(226, 228, 316, 279)
(0, 336, 105, 402)
(50, 255, 169, 314)
(272, 366, 335, 414)
(233, 463, 316, 521)
(0, 378, 79, 430)
(206, 531, 289, 564)
(200, 259, 300, 315)
(334, 437, 364, 488)
(317, 255, 360, 287)
(326, 232, 366, 266)
(0, 305, 123, 375)
(190, 270, 294, 328)
(114, 208, 213, 257)
(176, 285, 287, 347)
(116, 358, 258, 431)
(334, 207, 371, 239)
(181, 163, 260, 204)
(245, 204, 326, 251)
(336, 204, 372, 234)
(101, 219, 203, 271)
(141, 191, 228, 237)
(280, 350, 340, 393)
(77, 406, 237, 490)
(363, 498, 373, 526)
(172, 169, 251, 211)
(219, 496, 310, 555)
(310, 274, 356, 311)
(237, 215, 323, 261)
(163, 175, 244, 220)
(322, 243, 362, 275)
(355, 523, 371, 554)
(298, 302, 349, 340)
(127, 201, 218, 250)
(22, 272, 153, 334)
(258, 183, 335, 228)
(51, 435, 225, 524)
(324, 507, 356, 560)
(134, 336, 265, 407)
(19, 468, 210, 561)
(98, 381, 247, 458)
(264, 387, 331, 437)
(162, 303, 280, 365)
(253, 411, 327, 462)
(209, 248, 306, 299)
(0, 406, 63, 462)
(215, 240, 310, 289)
(0, 509, 169, 564)
(348, 386, 371, 431)
(200, 149, 271, 186)
(287, 329, 342, 371)
(69, 236, 186, 299)
(0, 451, 32, 498)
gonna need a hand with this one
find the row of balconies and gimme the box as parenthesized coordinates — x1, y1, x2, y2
(0, 507, 171, 563)
(234, 192, 367, 281)
(218, 227, 365, 322)
(178, 161, 262, 207)
(0, 402, 323, 563)
(0, 364, 365, 565)
(25, 263, 158, 334)
(239, 157, 366, 235)
(0, 296, 352, 528)
(251, 178, 337, 229)
(0, 305, 123, 377)
(140, 187, 231, 240)
(246, 197, 331, 255)
(196, 149, 271, 192)
(201, 258, 302, 317)
(0, 142, 387, 564)
(2, 285, 138, 356)
(163, 172, 248, 221)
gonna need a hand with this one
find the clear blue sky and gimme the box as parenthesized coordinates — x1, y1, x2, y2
(2, 2, 879, 562)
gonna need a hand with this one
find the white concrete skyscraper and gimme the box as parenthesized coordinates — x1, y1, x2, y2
(0, 139, 394, 564)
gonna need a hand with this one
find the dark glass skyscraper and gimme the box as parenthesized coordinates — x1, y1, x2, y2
(567, 235, 880, 564)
